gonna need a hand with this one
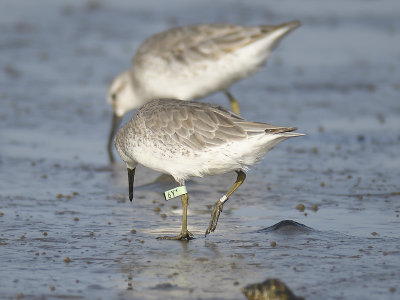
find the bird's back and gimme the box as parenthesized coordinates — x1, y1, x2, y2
(131, 22, 300, 100)
(135, 24, 281, 61)
(115, 99, 302, 180)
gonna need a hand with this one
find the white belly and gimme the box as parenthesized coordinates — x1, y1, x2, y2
(131, 132, 285, 182)
(134, 37, 273, 101)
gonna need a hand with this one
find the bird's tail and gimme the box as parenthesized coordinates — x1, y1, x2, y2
(265, 126, 304, 137)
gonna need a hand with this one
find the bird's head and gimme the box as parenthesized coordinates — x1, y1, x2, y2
(107, 70, 138, 117)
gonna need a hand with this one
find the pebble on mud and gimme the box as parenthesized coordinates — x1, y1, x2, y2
(161, 213, 167, 218)
(371, 232, 378, 236)
(296, 203, 305, 212)
(74, 217, 79, 221)
(270, 241, 277, 247)
(0, 212, 3, 217)
(56, 194, 63, 198)
(131, 229, 136, 234)
(154, 206, 161, 212)
(43, 231, 48, 236)
(242, 278, 303, 300)
(357, 135, 365, 142)
(311, 204, 319, 212)
(89, 231, 94, 236)
(64, 257, 71, 263)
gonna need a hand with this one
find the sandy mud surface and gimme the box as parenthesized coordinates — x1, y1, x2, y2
(1, 0, 399, 299)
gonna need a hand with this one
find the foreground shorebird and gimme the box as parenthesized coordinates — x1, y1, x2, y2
(114, 99, 303, 240)
(107, 21, 301, 161)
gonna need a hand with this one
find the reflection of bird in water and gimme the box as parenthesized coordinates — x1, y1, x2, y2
(242, 278, 304, 300)
(107, 21, 301, 162)
(114, 99, 303, 240)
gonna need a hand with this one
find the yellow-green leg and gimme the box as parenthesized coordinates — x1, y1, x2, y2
(157, 186, 194, 240)
(225, 90, 241, 115)
(205, 170, 246, 236)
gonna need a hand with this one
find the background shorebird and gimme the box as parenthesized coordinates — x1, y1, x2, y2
(107, 21, 301, 162)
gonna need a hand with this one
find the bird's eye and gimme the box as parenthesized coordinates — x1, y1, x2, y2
(111, 93, 117, 101)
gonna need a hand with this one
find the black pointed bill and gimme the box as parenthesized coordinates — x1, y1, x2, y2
(128, 168, 136, 202)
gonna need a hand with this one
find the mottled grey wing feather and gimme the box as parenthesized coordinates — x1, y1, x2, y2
(139, 99, 298, 151)
(140, 100, 248, 150)
(134, 24, 277, 66)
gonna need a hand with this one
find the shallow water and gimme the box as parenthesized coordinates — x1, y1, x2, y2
(1, 0, 400, 299)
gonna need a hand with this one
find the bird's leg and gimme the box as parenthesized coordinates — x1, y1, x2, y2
(205, 170, 246, 236)
(157, 183, 194, 241)
(179, 192, 194, 239)
(224, 90, 241, 115)
(107, 113, 122, 163)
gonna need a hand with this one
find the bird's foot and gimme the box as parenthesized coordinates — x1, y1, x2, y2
(157, 229, 194, 241)
(205, 201, 224, 236)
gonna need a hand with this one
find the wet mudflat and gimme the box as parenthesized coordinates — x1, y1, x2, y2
(1, 0, 400, 299)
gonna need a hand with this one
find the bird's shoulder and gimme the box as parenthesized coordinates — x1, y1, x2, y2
(134, 24, 271, 64)
(137, 99, 248, 149)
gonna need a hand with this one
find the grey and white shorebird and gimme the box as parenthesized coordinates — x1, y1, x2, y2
(107, 21, 301, 161)
(114, 99, 303, 240)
